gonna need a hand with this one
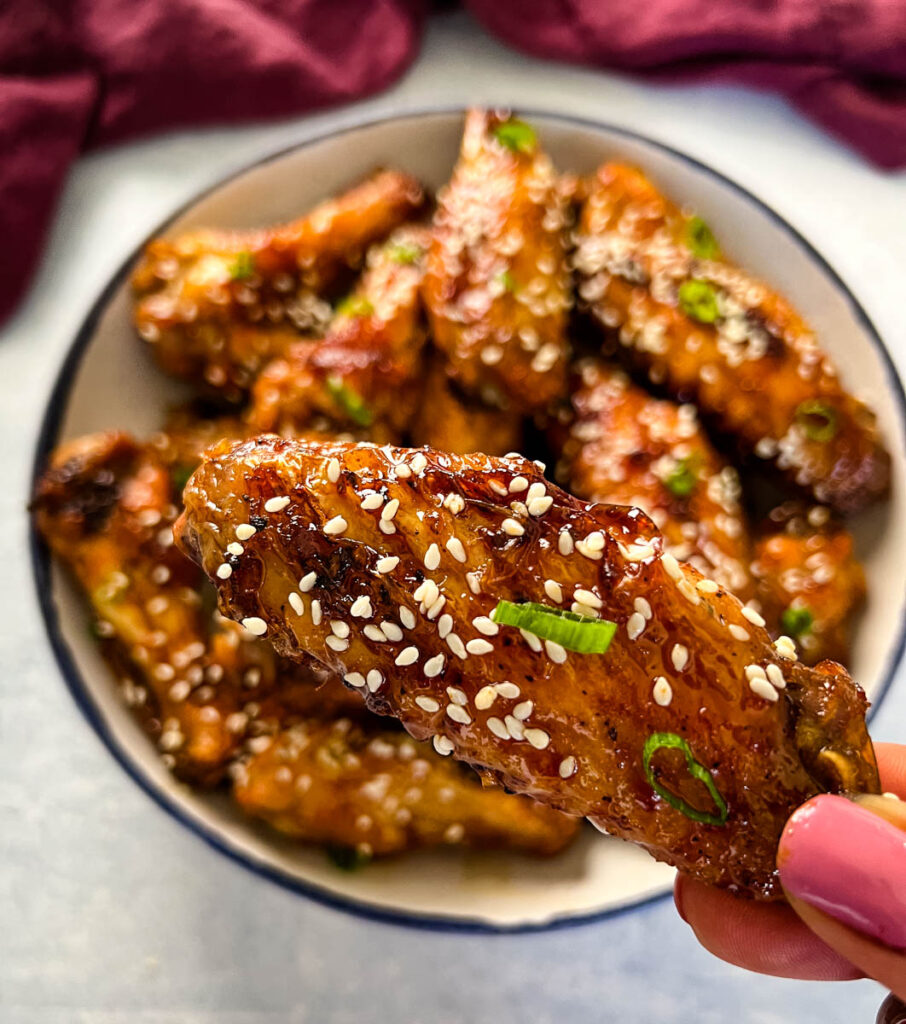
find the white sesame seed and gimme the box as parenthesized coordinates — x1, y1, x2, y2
(330, 620, 350, 638)
(326, 636, 348, 652)
(446, 633, 467, 659)
(528, 496, 554, 516)
(376, 556, 399, 574)
(444, 492, 466, 515)
(559, 756, 577, 779)
(696, 579, 720, 594)
(216, 563, 232, 580)
(410, 453, 428, 475)
(634, 597, 652, 620)
(446, 686, 467, 706)
(226, 542, 244, 556)
(350, 595, 373, 618)
(574, 588, 602, 609)
(362, 492, 384, 510)
(447, 704, 471, 725)
(412, 695, 438, 714)
(323, 515, 347, 536)
(381, 498, 400, 522)
(265, 496, 290, 513)
(426, 595, 446, 620)
(235, 523, 256, 541)
(288, 592, 304, 615)
(433, 735, 454, 756)
(475, 686, 497, 710)
(395, 646, 419, 667)
(345, 672, 366, 688)
(509, 476, 529, 493)
(299, 571, 317, 592)
(363, 625, 386, 642)
(395, 463, 412, 479)
(366, 670, 383, 692)
(425, 654, 445, 677)
(729, 624, 750, 642)
(225, 712, 248, 733)
(545, 640, 567, 663)
(423, 543, 440, 571)
(749, 678, 779, 702)
(586, 531, 606, 551)
(489, 480, 508, 496)
(446, 537, 467, 563)
(744, 663, 767, 682)
(168, 680, 190, 702)
(572, 601, 600, 619)
(311, 600, 322, 625)
(519, 629, 542, 652)
(662, 553, 682, 580)
(742, 605, 766, 627)
(671, 644, 689, 672)
(241, 617, 267, 636)
(472, 616, 499, 636)
(487, 717, 509, 739)
(558, 530, 574, 555)
(466, 638, 494, 656)
(619, 541, 655, 562)
(544, 580, 563, 603)
(513, 700, 533, 721)
(626, 613, 646, 640)
(653, 676, 673, 706)
(501, 518, 525, 537)
(505, 715, 525, 740)
(774, 635, 798, 661)
(380, 621, 403, 641)
(400, 607, 416, 629)
(327, 458, 340, 483)
(766, 664, 787, 690)
(524, 728, 550, 750)
(495, 682, 521, 699)
(466, 572, 482, 594)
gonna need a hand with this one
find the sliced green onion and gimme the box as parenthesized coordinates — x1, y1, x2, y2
(170, 464, 193, 494)
(678, 279, 720, 324)
(335, 295, 374, 318)
(491, 600, 617, 654)
(685, 216, 720, 260)
(498, 269, 517, 293)
(229, 250, 255, 280)
(663, 457, 697, 498)
(492, 118, 537, 154)
(387, 242, 422, 265)
(795, 399, 838, 442)
(643, 732, 728, 827)
(326, 845, 372, 871)
(326, 376, 372, 428)
(781, 605, 814, 637)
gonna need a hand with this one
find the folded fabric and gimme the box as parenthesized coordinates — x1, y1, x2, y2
(4, 0, 905, 328)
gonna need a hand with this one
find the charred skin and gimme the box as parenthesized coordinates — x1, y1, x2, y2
(554, 360, 752, 599)
(411, 352, 523, 456)
(751, 503, 866, 667)
(573, 163, 890, 513)
(235, 716, 579, 856)
(176, 437, 879, 898)
(248, 226, 429, 442)
(422, 110, 571, 415)
(132, 170, 426, 400)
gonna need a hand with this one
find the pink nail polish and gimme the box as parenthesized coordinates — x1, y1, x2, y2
(779, 794, 906, 950)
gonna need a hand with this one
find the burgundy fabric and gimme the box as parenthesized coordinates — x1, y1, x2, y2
(4, 0, 906, 327)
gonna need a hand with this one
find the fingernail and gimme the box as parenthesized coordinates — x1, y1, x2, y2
(779, 794, 906, 951)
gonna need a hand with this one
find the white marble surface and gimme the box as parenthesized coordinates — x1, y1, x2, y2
(3, 11, 906, 1022)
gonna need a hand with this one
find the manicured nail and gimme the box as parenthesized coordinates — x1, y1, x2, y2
(778, 794, 906, 951)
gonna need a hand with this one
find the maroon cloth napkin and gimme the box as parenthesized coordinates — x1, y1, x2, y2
(4, 0, 906, 328)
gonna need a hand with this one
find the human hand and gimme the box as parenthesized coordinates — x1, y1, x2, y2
(675, 742, 906, 1008)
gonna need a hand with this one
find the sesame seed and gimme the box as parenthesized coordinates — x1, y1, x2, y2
(745, 663, 767, 681)
(299, 572, 317, 592)
(447, 704, 471, 725)
(653, 676, 673, 706)
(466, 572, 482, 594)
(586, 531, 605, 551)
(380, 621, 403, 641)
(226, 542, 244, 557)
(446, 634, 467, 659)
(168, 680, 190, 702)
(446, 537, 467, 563)
(225, 712, 248, 733)
(528, 496, 554, 516)
(363, 625, 385, 642)
(766, 664, 787, 690)
(558, 530, 574, 555)
(634, 597, 652, 620)
(487, 717, 509, 739)
(501, 518, 525, 537)
(544, 580, 563, 603)
(425, 654, 445, 677)
(366, 670, 383, 692)
(729, 624, 750, 642)
(575, 540, 603, 561)
(671, 644, 689, 671)
(426, 596, 446, 620)
(235, 523, 256, 541)
(311, 600, 322, 625)
(400, 607, 416, 629)
(545, 640, 567, 663)
(424, 543, 441, 570)
(495, 682, 521, 699)
(445, 823, 465, 843)
(626, 613, 646, 640)
(513, 700, 533, 721)
(509, 476, 529, 493)
(505, 715, 525, 740)
(750, 678, 779, 702)
(472, 616, 499, 636)
(396, 646, 419, 667)
(345, 672, 366, 688)
(381, 498, 400, 522)
(774, 635, 798, 661)
(433, 735, 454, 756)
(489, 480, 508, 497)
(696, 579, 720, 594)
(327, 458, 340, 483)
(376, 556, 399, 574)
(444, 492, 466, 514)
(559, 756, 577, 779)
(323, 515, 347, 536)
(619, 541, 655, 562)
(362, 493, 384, 510)
(662, 553, 682, 580)
(216, 563, 232, 580)
(572, 601, 600, 619)
(395, 463, 412, 479)
(574, 588, 602, 609)
(414, 695, 440, 714)
(241, 617, 267, 636)
(326, 636, 348, 652)
(463, 638, 491, 656)
(524, 728, 550, 750)
(410, 453, 428, 475)
(742, 605, 766, 628)
(330, 620, 350, 638)
(520, 628, 542, 652)
(288, 593, 304, 615)
(265, 496, 290, 513)
(446, 686, 467, 706)
(475, 686, 497, 710)
(350, 595, 373, 618)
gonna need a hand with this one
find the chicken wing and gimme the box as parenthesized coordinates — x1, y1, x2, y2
(247, 225, 429, 441)
(751, 503, 866, 667)
(422, 110, 571, 414)
(176, 437, 879, 898)
(573, 163, 890, 513)
(554, 360, 752, 598)
(133, 169, 425, 400)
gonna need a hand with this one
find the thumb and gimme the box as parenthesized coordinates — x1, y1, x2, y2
(778, 793, 906, 1000)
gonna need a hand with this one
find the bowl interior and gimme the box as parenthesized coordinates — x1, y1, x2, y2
(36, 110, 906, 930)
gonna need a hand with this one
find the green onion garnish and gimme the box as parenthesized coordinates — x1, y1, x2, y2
(685, 216, 720, 260)
(678, 279, 720, 324)
(170, 464, 193, 494)
(326, 845, 372, 871)
(663, 457, 698, 498)
(492, 118, 537, 154)
(781, 605, 814, 637)
(643, 732, 728, 827)
(388, 242, 422, 265)
(498, 270, 517, 293)
(326, 375, 373, 428)
(795, 399, 838, 442)
(229, 250, 255, 280)
(491, 600, 617, 655)
(335, 295, 374, 318)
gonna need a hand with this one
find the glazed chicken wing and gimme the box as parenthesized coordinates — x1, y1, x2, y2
(248, 226, 429, 441)
(132, 170, 425, 400)
(554, 360, 752, 598)
(751, 503, 866, 667)
(176, 437, 879, 898)
(573, 163, 890, 513)
(422, 110, 571, 414)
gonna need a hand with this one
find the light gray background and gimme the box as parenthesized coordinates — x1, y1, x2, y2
(4, 12, 905, 1023)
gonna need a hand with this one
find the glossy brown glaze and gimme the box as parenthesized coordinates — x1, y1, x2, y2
(751, 502, 866, 667)
(133, 169, 425, 400)
(554, 360, 752, 598)
(422, 109, 570, 414)
(176, 437, 880, 898)
(573, 163, 890, 513)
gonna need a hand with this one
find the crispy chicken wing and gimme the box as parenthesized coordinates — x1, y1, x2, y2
(248, 226, 429, 441)
(554, 360, 752, 598)
(176, 437, 879, 898)
(751, 503, 866, 667)
(132, 170, 425, 400)
(573, 163, 890, 513)
(422, 110, 571, 414)
(234, 716, 578, 857)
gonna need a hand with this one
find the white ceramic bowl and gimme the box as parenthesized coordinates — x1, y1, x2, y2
(31, 109, 906, 931)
